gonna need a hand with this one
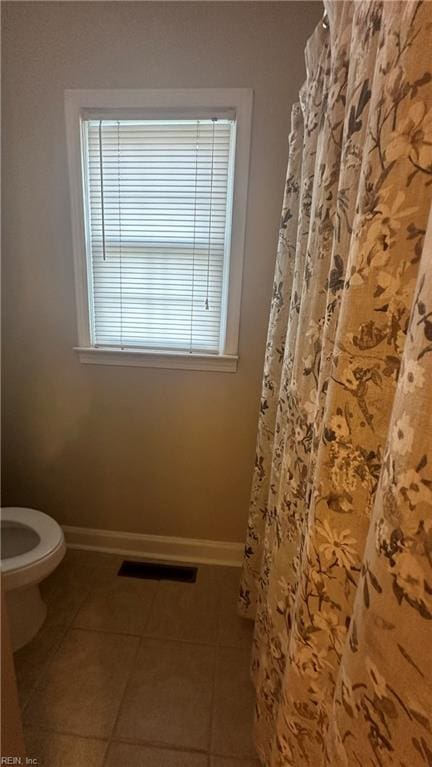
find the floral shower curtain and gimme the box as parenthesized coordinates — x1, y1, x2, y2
(240, 2, 432, 766)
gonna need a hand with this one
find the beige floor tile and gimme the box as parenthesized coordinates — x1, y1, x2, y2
(105, 742, 208, 767)
(25, 728, 107, 767)
(216, 568, 254, 649)
(40, 560, 96, 625)
(14, 620, 67, 708)
(210, 759, 260, 767)
(90, 557, 131, 583)
(145, 566, 219, 644)
(115, 638, 215, 750)
(211, 646, 256, 758)
(25, 628, 139, 738)
(73, 575, 157, 635)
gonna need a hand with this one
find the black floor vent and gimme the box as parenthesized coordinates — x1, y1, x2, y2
(117, 560, 198, 583)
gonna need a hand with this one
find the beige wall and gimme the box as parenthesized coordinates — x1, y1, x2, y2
(2, 1, 321, 542)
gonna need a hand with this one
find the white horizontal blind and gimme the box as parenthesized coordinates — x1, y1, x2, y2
(83, 118, 234, 353)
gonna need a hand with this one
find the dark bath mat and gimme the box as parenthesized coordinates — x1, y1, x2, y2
(118, 559, 197, 583)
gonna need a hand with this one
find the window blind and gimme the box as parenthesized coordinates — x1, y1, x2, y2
(83, 118, 234, 354)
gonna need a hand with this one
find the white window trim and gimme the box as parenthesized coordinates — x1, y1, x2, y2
(64, 88, 253, 372)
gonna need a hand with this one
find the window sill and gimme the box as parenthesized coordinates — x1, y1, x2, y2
(74, 347, 238, 372)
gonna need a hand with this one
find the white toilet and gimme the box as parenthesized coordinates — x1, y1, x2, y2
(1, 507, 66, 651)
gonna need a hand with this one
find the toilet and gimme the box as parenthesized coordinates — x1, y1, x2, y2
(1, 507, 66, 651)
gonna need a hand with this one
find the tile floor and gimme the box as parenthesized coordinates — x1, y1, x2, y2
(14, 549, 260, 766)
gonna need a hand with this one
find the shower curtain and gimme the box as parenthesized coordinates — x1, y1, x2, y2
(240, 2, 432, 766)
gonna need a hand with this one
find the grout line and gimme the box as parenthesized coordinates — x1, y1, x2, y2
(70, 614, 251, 648)
(207, 622, 221, 755)
(68, 625, 143, 639)
(107, 734, 210, 755)
(210, 754, 258, 761)
(141, 632, 217, 648)
(102, 581, 161, 765)
(66, 622, 229, 650)
(24, 725, 108, 745)
(20, 622, 70, 718)
(26, 722, 213, 757)
(66, 557, 120, 626)
(102, 637, 143, 765)
(141, 576, 161, 635)
(107, 734, 259, 761)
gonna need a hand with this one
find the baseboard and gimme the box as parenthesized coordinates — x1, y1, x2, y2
(62, 525, 244, 567)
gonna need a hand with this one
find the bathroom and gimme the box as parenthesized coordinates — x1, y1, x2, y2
(1, 1, 431, 766)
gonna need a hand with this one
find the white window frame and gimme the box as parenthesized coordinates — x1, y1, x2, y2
(64, 88, 253, 372)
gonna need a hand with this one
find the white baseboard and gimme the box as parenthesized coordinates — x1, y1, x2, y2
(62, 525, 244, 567)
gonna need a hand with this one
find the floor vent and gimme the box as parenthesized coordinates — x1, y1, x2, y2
(117, 560, 198, 583)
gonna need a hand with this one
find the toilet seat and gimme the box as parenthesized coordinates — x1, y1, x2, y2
(1, 507, 65, 591)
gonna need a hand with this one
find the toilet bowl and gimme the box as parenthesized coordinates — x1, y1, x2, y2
(1, 507, 66, 651)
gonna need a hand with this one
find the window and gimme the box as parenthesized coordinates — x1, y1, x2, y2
(65, 90, 253, 371)
(86, 118, 232, 354)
